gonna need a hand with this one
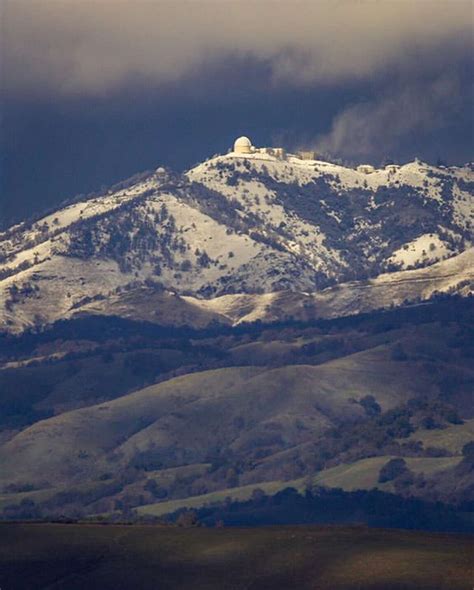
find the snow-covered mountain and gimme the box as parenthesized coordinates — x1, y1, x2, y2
(1, 149, 473, 333)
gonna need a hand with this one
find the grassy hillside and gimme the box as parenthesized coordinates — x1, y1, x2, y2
(136, 479, 300, 517)
(0, 298, 472, 518)
(136, 456, 462, 518)
(407, 419, 474, 454)
(0, 344, 461, 491)
(0, 523, 472, 590)
(75, 287, 230, 327)
(312, 456, 462, 491)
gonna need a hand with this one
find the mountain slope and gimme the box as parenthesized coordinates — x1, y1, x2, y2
(187, 155, 473, 275)
(0, 153, 472, 333)
(1, 330, 471, 494)
(1, 296, 472, 517)
(183, 247, 474, 325)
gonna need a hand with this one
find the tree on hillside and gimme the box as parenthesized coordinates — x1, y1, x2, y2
(378, 458, 408, 483)
(359, 395, 381, 417)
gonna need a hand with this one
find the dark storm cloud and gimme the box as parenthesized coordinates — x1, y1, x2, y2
(1, 57, 356, 224)
(315, 66, 473, 160)
(1, 1, 473, 227)
(3, 0, 472, 95)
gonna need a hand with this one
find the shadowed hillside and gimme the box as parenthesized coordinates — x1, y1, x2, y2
(0, 298, 473, 520)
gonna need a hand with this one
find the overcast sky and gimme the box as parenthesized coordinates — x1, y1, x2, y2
(2, 0, 473, 226)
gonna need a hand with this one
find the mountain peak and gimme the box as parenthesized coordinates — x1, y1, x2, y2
(0, 148, 472, 333)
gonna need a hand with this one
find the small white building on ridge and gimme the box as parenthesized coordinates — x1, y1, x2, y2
(233, 136, 253, 154)
(231, 136, 286, 159)
(230, 137, 397, 175)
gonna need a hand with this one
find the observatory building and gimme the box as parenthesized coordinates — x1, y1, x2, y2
(231, 136, 287, 159)
(233, 136, 253, 154)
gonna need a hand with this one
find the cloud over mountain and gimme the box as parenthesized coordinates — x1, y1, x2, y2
(2, 1, 473, 226)
(4, 1, 472, 96)
(315, 71, 469, 159)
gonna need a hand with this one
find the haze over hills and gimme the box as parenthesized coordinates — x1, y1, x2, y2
(1, 141, 473, 333)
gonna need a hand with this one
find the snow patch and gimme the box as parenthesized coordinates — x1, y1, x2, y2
(388, 234, 453, 269)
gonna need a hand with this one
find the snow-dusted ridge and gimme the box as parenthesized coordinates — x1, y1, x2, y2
(183, 248, 474, 326)
(1, 152, 473, 333)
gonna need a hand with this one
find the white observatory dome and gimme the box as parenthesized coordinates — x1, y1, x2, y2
(233, 136, 252, 154)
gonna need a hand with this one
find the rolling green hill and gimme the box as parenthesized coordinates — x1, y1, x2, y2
(0, 299, 473, 519)
(312, 456, 462, 491)
(0, 343, 463, 491)
(136, 455, 462, 518)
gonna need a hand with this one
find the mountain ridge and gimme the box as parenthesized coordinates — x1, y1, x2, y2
(1, 153, 472, 333)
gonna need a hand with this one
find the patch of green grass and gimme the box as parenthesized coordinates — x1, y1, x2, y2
(0, 488, 57, 511)
(407, 419, 474, 454)
(137, 479, 301, 517)
(312, 455, 462, 492)
(138, 455, 464, 518)
(145, 463, 211, 484)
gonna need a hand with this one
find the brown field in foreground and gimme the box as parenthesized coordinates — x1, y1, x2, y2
(0, 523, 472, 589)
